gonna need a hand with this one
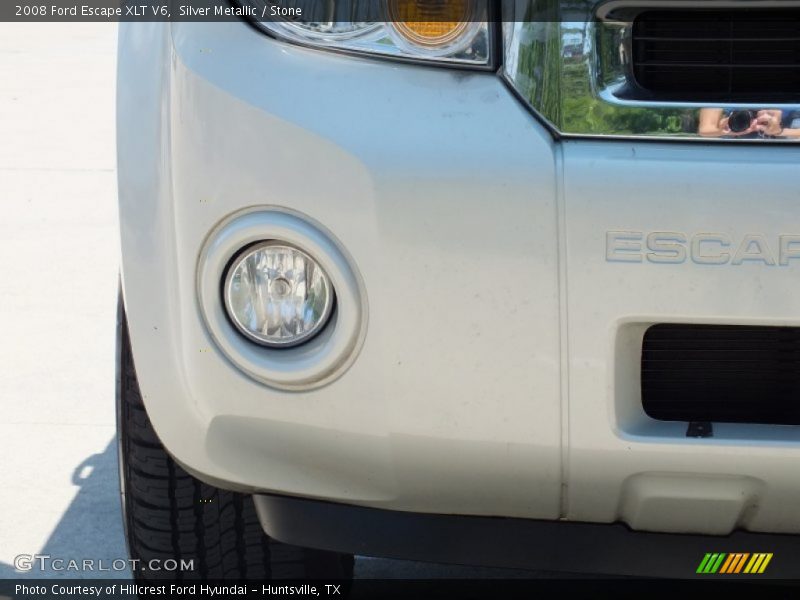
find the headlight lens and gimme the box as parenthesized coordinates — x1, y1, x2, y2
(224, 242, 334, 348)
(236, 0, 492, 66)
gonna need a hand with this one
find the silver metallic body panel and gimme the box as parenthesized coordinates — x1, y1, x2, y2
(118, 21, 563, 519)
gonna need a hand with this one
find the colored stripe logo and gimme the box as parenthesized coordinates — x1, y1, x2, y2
(696, 553, 773, 574)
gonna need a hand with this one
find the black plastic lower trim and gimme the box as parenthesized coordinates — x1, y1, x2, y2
(253, 494, 800, 578)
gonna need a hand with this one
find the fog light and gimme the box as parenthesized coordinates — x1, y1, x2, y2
(223, 242, 334, 348)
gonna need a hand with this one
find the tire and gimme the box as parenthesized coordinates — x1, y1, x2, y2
(116, 296, 355, 581)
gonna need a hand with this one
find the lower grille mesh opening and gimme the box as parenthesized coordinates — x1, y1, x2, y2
(641, 324, 800, 425)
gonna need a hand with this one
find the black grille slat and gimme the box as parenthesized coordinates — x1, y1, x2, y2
(634, 37, 800, 42)
(641, 324, 800, 425)
(636, 63, 800, 69)
(631, 10, 800, 99)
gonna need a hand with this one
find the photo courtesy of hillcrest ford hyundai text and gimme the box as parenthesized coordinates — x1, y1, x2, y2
(109, 0, 800, 586)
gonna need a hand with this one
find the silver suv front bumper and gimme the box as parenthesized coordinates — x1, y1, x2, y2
(117, 20, 800, 537)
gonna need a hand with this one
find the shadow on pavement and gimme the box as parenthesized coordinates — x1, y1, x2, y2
(0, 438, 129, 579)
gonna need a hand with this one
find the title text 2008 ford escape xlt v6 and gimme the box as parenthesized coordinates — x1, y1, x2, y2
(116, 0, 800, 579)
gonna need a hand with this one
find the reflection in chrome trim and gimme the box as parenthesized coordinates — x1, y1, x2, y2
(502, 0, 800, 141)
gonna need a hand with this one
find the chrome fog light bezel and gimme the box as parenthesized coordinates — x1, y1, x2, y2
(223, 241, 336, 349)
(197, 207, 368, 391)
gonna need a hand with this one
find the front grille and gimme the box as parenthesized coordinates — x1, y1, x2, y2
(641, 324, 800, 425)
(631, 10, 800, 101)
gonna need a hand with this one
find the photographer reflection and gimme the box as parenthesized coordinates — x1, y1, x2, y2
(699, 108, 800, 139)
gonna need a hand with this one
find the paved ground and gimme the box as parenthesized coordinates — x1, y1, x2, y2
(0, 22, 539, 581)
(0, 21, 124, 580)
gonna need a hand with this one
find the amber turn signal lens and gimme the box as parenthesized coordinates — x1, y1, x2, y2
(387, 0, 473, 47)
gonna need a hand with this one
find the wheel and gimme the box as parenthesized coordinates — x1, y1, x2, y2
(116, 295, 355, 581)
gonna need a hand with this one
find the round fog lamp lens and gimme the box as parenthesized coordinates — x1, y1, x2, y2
(224, 243, 334, 348)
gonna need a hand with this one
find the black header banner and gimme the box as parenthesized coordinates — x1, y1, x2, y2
(8, 1, 255, 21)
(2, 0, 596, 23)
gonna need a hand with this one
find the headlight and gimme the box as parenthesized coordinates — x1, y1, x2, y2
(236, 0, 492, 66)
(224, 242, 334, 348)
